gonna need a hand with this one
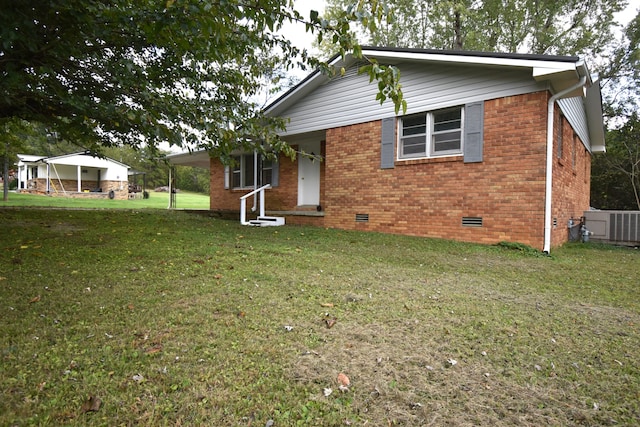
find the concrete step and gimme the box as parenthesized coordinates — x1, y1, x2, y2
(248, 216, 285, 227)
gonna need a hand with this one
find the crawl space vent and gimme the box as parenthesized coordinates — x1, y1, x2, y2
(462, 217, 483, 227)
(355, 213, 369, 223)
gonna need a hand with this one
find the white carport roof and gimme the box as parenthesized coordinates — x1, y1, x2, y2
(166, 150, 211, 169)
(17, 152, 129, 169)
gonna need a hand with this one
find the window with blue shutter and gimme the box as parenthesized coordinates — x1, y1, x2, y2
(397, 106, 464, 159)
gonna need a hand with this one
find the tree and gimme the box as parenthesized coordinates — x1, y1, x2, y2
(0, 0, 405, 166)
(324, 0, 625, 55)
(591, 113, 640, 210)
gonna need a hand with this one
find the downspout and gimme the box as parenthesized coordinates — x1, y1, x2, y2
(543, 75, 587, 253)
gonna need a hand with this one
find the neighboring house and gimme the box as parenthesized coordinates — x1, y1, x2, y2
(170, 48, 605, 252)
(16, 152, 130, 200)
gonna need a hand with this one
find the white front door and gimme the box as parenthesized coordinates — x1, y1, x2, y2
(297, 141, 321, 206)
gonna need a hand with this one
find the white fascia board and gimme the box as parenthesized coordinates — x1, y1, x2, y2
(167, 150, 212, 168)
(46, 153, 129, 169)
(363, 49, 578, 73)
(16, 154, 46, 163)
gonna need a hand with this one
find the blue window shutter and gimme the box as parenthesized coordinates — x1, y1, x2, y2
(224, 165, 229, 189)
(271, 158, 279, 187)
(381, 117, 395, 169)
(464, 102, 484, 163)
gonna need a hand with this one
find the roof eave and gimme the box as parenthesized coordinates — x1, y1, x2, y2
(265, 48, 589, 118)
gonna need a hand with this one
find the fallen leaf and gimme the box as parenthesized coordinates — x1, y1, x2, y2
(337, 373, 350, 387)
(237, 311, 246, 318)
(325, 317, 337, 328)
(127, 304, 135, 310)
(29, 295, 41, 304)
(320, 303, 334, 308)
(145, 345, 162, 355)
(81, 395, 102, 413)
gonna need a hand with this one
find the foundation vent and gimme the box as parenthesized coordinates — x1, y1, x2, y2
(355, 213, 369, 223)
(462, 217, 483, 227)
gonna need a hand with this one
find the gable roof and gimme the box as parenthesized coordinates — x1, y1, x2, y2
(266, 47, 590, 115)
(265, 46, 604, 153)
(17, 152, 129, 169)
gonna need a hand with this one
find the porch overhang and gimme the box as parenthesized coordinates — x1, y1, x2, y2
(166, 150, 212, 169)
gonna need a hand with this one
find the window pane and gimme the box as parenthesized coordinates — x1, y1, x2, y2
(261, 159, 272, 185)
(262, 169, 272, 185)
(433, 131, 461, 152)
(402, 114, 426, 136)
(401, 136, 427, 156)
(434, 109, 461, 132)
(232, 156, 241, 188)
(243, 154, 254, 187)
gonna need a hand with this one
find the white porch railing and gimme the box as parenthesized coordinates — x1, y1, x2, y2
(239, 184, 271, 225)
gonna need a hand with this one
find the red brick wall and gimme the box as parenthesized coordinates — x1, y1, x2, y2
(209, 147, 325, 226)
(551, 113, 592, 247)
(208, 91, 592, 250)
(322, 91, 551, 249)
(23, 179, 128, 200)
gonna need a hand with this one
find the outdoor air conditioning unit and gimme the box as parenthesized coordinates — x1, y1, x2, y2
(583, 210, 640, 246)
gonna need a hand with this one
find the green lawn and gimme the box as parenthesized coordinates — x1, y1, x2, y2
(0, 208, 638, 426)
(0, 190, 209, 210)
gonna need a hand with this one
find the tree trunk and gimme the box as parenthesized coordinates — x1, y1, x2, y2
(3, 143, 8, 201)
(453, 11, 463, 50)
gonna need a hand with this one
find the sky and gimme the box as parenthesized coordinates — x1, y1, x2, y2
(279, 1, 326, 53)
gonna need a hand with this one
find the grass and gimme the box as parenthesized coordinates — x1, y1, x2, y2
(0, 190, 210, 210)
(0, 208, 639, 426)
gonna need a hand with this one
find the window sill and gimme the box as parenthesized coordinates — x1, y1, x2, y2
(396, 155, 463, 166)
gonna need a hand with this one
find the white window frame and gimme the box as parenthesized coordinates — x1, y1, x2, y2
(230, 154, 274, 190)
(398, 106, 464, 160)
(231, 154, 254, 189)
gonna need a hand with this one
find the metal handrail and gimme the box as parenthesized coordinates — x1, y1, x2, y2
(240, 184, 271, 225)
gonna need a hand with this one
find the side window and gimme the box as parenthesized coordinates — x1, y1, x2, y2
(557, 115, 564, 159)
(229, 154, 277, 189)
(398, 106, 463, 159)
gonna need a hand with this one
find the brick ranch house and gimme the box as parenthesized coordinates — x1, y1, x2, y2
(16, 152, 130, 200)
(170, 48, 605, 252)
